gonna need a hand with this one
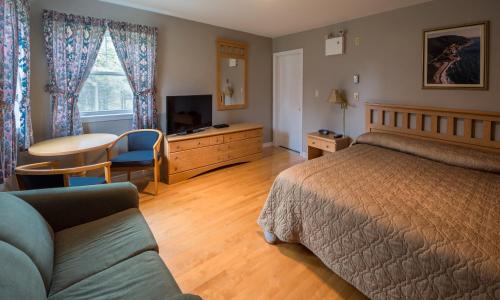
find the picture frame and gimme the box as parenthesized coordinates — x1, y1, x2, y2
(422, 21, 489, 90)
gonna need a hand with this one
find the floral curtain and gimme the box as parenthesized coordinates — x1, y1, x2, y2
(0, 0, 31, 184)
(108, 21, 158, 129)
(42, 10, 106, 137)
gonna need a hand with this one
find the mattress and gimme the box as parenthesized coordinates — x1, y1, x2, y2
(258, 132, 500, 299)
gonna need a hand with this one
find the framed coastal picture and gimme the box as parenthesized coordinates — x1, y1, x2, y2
(423, 22, 489, 90)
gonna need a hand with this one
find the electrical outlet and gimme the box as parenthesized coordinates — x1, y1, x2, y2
(354, 92, 360, 101)
(314, 90, 319, 98)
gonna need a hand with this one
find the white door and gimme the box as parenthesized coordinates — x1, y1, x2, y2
(273, 49, 303, 153)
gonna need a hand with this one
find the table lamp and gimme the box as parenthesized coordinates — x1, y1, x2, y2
(328, 89, 348, 137)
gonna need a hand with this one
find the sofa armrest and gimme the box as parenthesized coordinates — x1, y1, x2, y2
(10, 183, 139, 232)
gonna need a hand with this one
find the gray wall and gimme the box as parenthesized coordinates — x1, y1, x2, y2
(29, 0, 273, 143)
(273, 0, 499, 152)
(0, 0, 272, 190)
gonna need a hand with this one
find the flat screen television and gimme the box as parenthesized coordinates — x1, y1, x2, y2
(166, 95, 212, 135)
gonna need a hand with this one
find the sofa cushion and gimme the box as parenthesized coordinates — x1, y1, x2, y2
(0, 241, 47, 300)
(0, 193, 54, 290)
(111, 150, 154, 167)
(49, 208, 158, 295)
(48, 251, 185, 300)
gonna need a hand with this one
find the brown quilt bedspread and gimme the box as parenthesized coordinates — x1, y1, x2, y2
(258, 133, 500, 299)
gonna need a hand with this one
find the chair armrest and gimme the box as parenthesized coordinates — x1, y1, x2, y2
(10, 182, 139, 232)
(106, 131, 130, 160)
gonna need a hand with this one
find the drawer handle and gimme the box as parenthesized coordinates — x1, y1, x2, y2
(326, 145, 329, 149)
(312, 141, 316, 145)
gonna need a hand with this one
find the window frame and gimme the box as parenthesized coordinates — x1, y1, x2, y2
(79, 31, 133, 122)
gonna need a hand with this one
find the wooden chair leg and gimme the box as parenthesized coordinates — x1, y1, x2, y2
(153, 162, 159, 195)
(127, 170, 131, 181)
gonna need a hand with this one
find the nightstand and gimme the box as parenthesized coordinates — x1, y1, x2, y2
(307, 133, 351, 160)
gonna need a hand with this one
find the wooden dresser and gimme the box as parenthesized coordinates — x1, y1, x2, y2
(165, 123, 263, 184)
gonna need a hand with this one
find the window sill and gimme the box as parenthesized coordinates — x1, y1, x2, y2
(81, 113, 133, 123)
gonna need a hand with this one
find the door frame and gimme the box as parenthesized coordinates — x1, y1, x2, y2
(272, 48, 304, 154)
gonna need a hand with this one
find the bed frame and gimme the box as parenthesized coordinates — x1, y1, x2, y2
(365, 103, 500, 153)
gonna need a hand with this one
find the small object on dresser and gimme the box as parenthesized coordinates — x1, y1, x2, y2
(318, 129, 330, 135)
(213, 124, 229, 129)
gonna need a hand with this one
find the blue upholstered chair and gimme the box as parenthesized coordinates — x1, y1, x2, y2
(15, 161, 111, 190)
(106, 129, 163, 195)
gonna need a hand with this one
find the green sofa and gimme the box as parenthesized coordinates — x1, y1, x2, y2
(0, 182, 201, 300)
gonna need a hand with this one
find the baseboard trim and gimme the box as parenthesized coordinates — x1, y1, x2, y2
(263, 142, 274, 148)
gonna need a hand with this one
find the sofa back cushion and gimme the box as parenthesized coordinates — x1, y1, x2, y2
(0, 241, 47, 299)
(0, 193, 54, 290)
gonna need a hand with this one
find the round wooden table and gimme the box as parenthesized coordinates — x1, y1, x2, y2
(29, 133, 118, 164)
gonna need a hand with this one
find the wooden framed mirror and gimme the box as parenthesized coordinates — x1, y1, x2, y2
(216, 38, 248, 110)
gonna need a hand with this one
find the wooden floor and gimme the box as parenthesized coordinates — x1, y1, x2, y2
(136, 147, 367, 300)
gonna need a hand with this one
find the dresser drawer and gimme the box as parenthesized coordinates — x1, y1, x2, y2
(245, 129, 262, 138)
(307, 137, 336, 152)
(227, 137, 262, 159)
(319, 140, 336, 152)
(169, 137, 211, 152)
(169, 144, 228, 173)
(209, 135, 224, 145)
(224, 129, 262, 143)
(307, 137, 323, 148)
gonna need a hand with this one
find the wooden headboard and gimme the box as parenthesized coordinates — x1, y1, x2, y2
(365, 103, 500, 153)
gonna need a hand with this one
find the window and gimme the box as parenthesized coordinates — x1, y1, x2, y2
(79, 31, 133, 118)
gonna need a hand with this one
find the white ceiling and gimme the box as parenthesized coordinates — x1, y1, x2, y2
(100, 0, 431, 38)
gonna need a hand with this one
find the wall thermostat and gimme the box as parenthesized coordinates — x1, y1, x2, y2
(325, 36, 344, 56)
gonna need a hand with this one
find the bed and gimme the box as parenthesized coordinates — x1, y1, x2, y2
(258, 104, 500, 299)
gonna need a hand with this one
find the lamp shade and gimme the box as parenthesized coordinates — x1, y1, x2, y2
(328, 89, 346, 104)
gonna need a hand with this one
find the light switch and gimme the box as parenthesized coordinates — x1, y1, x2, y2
(353, 74, 360, 84)
(314, 90, 319, 98)
(354, 37, 360, 47)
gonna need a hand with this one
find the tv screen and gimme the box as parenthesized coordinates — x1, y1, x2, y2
(166, 95, 212, 135)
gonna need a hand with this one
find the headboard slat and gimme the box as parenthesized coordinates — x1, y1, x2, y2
(483, 121, 492, 142)
(464, 119, 472, 139)
(378, 110, 384, 126)
(402, 113, 409, 130)
(431, 115, 438, 134)
(365, 103, 500, 153)
(416, 114, 423, 131)
(447, 117, 455, 136)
